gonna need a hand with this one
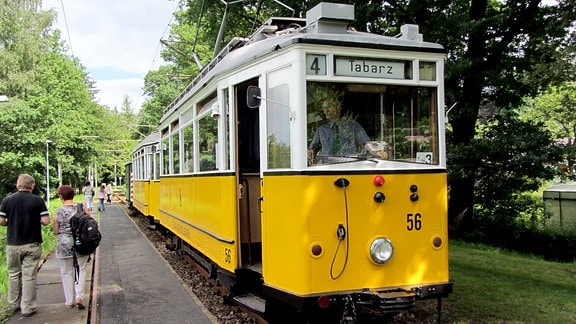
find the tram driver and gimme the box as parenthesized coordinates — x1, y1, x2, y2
(308, 97, 369, 164)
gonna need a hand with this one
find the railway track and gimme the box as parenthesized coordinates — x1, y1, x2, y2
(181, 253, 268, 324)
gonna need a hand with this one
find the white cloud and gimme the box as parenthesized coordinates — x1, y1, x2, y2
(42, 0, 177, 112)
(95, 79, 146, 111)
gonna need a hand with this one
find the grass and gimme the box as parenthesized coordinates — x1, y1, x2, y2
(437, 240, 576, 323)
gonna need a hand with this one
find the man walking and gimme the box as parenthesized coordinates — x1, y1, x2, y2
(0, 174, 51, 317)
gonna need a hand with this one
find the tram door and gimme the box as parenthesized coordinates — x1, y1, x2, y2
(236, 79, 263, 269)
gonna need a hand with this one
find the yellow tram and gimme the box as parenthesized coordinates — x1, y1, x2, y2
(130, 2, 452, 322)
(130, 131, 161, 226)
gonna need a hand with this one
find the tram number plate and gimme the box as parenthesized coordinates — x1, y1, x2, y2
(306, 54, 327, 75)
(224, 248, 232, 263)
(406, 213, 422, 231)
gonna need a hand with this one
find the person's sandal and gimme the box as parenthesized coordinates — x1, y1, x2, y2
(75, 297, 85, 309)
(22, 309, 36, 317)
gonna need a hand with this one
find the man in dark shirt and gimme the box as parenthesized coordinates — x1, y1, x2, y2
(0, 174, 50, 317)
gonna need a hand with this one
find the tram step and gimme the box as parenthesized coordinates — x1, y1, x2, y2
(232, 293, 266, 314)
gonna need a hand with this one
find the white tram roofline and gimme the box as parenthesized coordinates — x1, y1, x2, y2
(159, 2, 444, 124)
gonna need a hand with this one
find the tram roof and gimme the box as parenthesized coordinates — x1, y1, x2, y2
(132, 131, 160, 154)
(160, 2, 445, 124)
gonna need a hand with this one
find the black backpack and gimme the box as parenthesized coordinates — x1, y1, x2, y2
(70, 203, 101, 255)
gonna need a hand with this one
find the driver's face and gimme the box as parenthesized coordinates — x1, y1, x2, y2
(322, 101, 341, 120)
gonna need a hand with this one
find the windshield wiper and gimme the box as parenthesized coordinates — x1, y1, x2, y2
(315, 155, 379, 164)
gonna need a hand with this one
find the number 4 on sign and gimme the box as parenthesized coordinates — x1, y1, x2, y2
(306, 55, 326, 75)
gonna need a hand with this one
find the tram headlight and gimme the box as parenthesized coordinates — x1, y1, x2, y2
(370, 237, 393, 264)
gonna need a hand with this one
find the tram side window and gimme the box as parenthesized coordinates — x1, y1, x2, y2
(198, 113, 218, 172)
(222, 89, 230, 171)
(154, 150, 160, 180)
(162, 138, 169, 175)
(145, 148, 152, 180)
(172, 131, 180, 174)
(267, 83, 291, 169)
(135, 155, 139, 180)
(182, 124, 194, 173)
(133, 153, 138, 180)
(138, 152, 144, 179)
(135, 153, 142, 180)
(306, 82, 438, 165)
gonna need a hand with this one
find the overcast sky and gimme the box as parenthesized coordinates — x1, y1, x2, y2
(41, 0, 178, 112)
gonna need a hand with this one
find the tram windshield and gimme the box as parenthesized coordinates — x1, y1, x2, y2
(307, 82, 439, 166)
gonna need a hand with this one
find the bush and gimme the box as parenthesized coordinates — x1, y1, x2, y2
(455, 193, 576, 262)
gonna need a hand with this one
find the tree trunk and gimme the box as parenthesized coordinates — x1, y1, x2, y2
(447, 0, 488, 232)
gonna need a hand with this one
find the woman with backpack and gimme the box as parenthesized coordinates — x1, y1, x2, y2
(52, 185, 90, 310)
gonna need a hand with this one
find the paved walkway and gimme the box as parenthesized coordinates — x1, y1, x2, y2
(6, 202, 216, 324)
(96, 203, 215, 323)
(6, 245, 92, 323)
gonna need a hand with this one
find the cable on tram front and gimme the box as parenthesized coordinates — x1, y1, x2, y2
(330, 178, 351, 280)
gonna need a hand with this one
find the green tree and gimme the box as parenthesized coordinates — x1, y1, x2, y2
(0, 0, 96, 195)
(520, 83, 576, 180)
(0, 0, 54, 98)
(474, 113, 560, 206)
(138, 66, 184, 135)
(0, 1, 136, 197)
(408, 0, 576, 231)
(461, 112, 563, 245)
(30, 30, 106, 189)
(0, 99, 47, 194)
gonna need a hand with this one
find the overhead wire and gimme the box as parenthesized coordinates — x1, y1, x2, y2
(59, 0, 74, 57)
(192, 0, 206, 54)
(146, 1, 178, 74)
(135, 0, 180, 113)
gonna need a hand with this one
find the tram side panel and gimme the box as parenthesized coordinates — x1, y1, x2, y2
(149, 180, 161, 223)
(132, 180, 151, 217)
(125, 162, 133, 206)
(158, 175, 238, 273)
(261, 172, 450, 296)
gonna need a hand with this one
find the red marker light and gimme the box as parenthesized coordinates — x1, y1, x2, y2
(433, 237, 443, 248)
(317, 296, 330, 309)
(312, 244, 322, 256)
(373, 175, 385, 186)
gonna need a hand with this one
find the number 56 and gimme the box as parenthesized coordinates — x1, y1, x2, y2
(406, 213, 422, 231)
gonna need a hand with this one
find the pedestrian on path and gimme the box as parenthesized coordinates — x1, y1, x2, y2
(81, 181, 94, 211)
(0, 174, 51, 317)
(53, 185, 89, 310)
(98, 184, 106, 211)
(105, 182, 113, 204)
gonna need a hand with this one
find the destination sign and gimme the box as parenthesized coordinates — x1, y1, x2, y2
(335, 58, 405, 79)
